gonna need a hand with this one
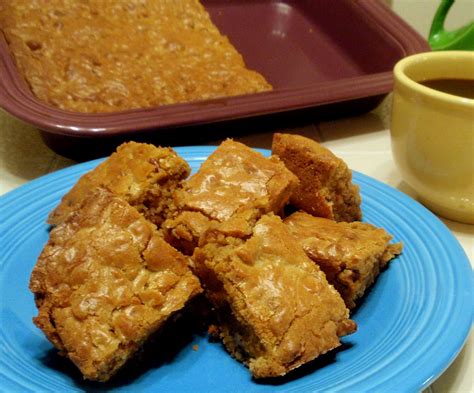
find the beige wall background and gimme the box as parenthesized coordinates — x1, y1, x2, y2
(386, 0, 474, 38)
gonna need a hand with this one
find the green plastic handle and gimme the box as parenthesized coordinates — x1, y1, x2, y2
(429, 0, 474, 51)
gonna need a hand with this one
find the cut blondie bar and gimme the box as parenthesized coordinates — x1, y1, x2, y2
(193, 213, 356, 378)
(48, 142, 190, 227)
(164, 139, 298, 253)
(272, 133, 362, 222)
(30, 188, 202, 381)
(285, 211, 402, 309)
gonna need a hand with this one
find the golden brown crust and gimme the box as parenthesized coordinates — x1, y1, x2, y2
(48, 142, 190, 226)
(272, 133, 362, 222)
(193, 214, 356, 378)
(0, 0, 271, 112)
(284, 211, 402, 309)
(30, 188, 202, 381)
(164, 139, 299, 253)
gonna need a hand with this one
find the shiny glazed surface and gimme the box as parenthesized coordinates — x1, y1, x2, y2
(180, 140, 297, 222)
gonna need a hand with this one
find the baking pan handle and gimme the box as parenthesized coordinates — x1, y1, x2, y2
(0, 78, 9, 108)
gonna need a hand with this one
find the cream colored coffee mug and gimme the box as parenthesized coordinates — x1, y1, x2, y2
(391, 51, 474, 224)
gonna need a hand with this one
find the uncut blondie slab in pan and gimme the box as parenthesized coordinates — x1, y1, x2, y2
(164, 139, 298, 253)
(48, 142, 190, 226)
(193, 214, 356, 378)
(272, 133, 362, 222)
(285, 212, 402, 309)
(30, 188, 202, 381)
(0, 0, 271, 112)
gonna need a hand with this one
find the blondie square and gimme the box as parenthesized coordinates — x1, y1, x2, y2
(272, 133, 362, 222)
(48, 142, 190, 226)
(285, 211, 402, 309)
(30, 188, 202, 381)
(193, 214, 356, 378)
(164, 139, 298, 253)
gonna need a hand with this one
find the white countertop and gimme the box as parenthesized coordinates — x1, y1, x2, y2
(1, 94, 472, 392)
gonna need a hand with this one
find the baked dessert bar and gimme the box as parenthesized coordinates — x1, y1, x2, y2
(272, 133, 362, 222)
(48, 142, 190, 226)
(193, 214, 356, 378)
(0, 1, 271, 112)
(164, 139, 298, 253)
(285, 211, 402, 309)
(30, 188, 202, 381)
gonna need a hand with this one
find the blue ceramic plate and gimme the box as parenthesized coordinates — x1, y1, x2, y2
(0, 146, 472, 393)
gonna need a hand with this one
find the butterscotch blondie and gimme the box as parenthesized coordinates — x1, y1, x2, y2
(285, 211, 402, 309)
(30, 188, 202, 381)
(272, 133, 362, 222)
(0, 1, 271, 112)
(193, 214, 356, 378)
(48, 142, 190, 226)
(164, 139, 298, 253)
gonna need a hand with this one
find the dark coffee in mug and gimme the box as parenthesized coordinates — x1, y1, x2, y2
(420, 78, 474, 99)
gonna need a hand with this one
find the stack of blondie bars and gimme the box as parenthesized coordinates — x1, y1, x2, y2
(29, 134, 401, 381)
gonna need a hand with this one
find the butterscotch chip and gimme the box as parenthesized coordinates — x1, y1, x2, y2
(0, 1, 271, 112)
(30, 189, 202, 381)
(285, 211, 402, 309)
(48, 142, 190, 226)
(164, 139, 298, 253)
(272, 133, 362, 222)
(193, 214, 356, 378)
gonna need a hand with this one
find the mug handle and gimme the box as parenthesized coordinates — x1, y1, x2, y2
(428, 0, 474, 51)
